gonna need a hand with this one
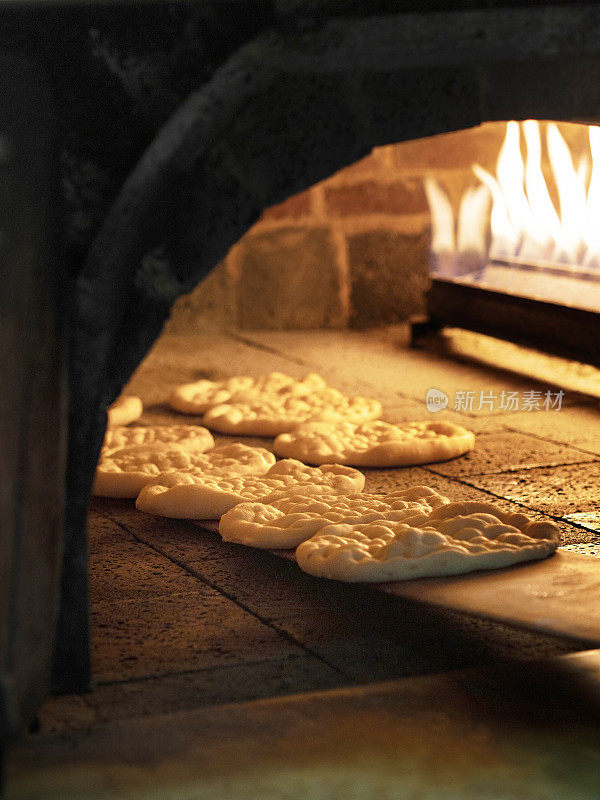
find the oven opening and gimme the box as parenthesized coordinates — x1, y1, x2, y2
(85, 122, 600, 717)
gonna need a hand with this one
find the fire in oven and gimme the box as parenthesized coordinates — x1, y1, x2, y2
(2, 2, 600, 798)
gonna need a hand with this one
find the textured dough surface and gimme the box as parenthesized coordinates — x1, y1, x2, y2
(107, 395, 143, 427)
(93, 442, 276, 499)
(203, 392, 382, 436)
(169, 372, 327, 414)
(296, 500, 561, 582)
(220, 485, 450, 549)
(102, 425, 214, 456)
(136, 459, 365, 519)
(274, 419, 475, 466)
(170, 370, 381, 435)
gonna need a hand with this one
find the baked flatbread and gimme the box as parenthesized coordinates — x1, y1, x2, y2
(296, 501, 560, 582)
(169, 371, 381, 435)
(135, 459, 365, 519)
(107, 395, 143, 427)
(273, 419, 475, 466)
(203, 392, 382, 436)
(93, 442, 276, 499)
(102, 425, 214, 456)
(220, 485, 450, 549)
(169, 372, 327, 414)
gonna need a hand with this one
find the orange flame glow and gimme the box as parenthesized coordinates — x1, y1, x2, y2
(426, 121, 600, 273)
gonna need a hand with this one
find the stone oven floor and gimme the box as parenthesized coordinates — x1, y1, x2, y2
(7, 328, 600, 799)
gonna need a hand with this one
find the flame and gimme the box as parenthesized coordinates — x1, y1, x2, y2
(424, 176, 454, 257)
(426, 121, 600, 273)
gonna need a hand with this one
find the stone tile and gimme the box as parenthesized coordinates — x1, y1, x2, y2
(89, 546, 207, 605)
(464, 463, 600, 522)
(347, 230, 429, 326)
(427, 431, 595, 478)
(97, 500, 377, 622)
(503, 406, 600, 455)
(97, 500, 233, 563)
(91, 592, 303, 683)
(273, 596, 579, 683)
(181, 543, 374, 621)
(236, 226, 344, 329)
(323, 179, 428, 216)
(88, 507, 211, 605)
(271, 603, 455, 682)
(87, 508, 137, 556)
(362, 464, 444, 494)
(85, 656, 345, 726)
(561, 541, 600, 557)
(542, 524, 598, 552)
(361, 465, 517, 505)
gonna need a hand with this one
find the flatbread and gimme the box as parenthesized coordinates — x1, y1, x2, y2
(93, 442, 276, 499)
(102, 425, 214, 456)
(135, 459, 365, 519)
(273, 419, 475, 466)
(220, 485, 450, 549)
(202, 392, 382, 436)
(169, 371, 381, 435)
(169, 372, 327, 414)
(296, 500, 561, 582)
(107, 395, 143, 427)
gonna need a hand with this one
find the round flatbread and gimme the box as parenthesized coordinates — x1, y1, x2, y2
(202, 392, 382, 437)
(102, 425, 214, 456)
(135, 459, 365, 519)
(169, 372, 327, 415)
(273, 419, 475, 466)
(107, 395, 143, 427)
(220, 485, 450, 549)
(93, 442, 276, 499)
(296, 501, 560, 582)
(169, 371, 381, 435)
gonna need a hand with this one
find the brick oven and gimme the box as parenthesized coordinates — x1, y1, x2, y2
(3, 2, 600, 797)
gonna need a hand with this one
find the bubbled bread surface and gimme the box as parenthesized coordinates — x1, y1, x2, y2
(274, 419, 475, 466)
(296, 501, 560, 582)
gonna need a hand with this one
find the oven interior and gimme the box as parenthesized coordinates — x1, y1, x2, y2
(3, 2, 600, 796)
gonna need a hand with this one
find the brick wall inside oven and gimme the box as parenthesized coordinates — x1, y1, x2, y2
(166, 123, 507, 332)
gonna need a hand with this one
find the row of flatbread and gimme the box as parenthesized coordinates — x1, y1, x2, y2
(95, 373, 560, 582)
(168, 371, 383, 436)
(107, 373, 476, 466)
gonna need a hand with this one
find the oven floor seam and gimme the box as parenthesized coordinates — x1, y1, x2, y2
(421, 467, 600, 535)
(501, 424, 600, 458)
(225, 331, 310, 366)
(91, 509, 350, 680)
(427, 455, 600, 479)
(91, 652, 340, 689)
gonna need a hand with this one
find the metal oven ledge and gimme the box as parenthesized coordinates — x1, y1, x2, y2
(427, 277, 600, 367)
